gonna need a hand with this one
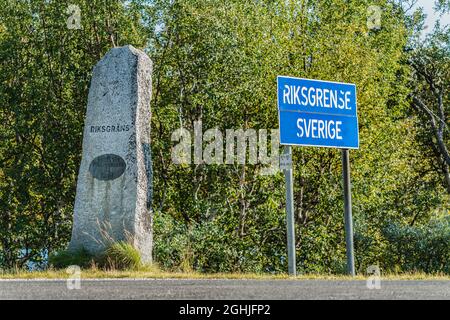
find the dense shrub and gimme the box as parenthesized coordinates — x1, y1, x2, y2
(49, 248, 94, 269)
(153, 213, 242, 273)
(382, 216, 450, 274)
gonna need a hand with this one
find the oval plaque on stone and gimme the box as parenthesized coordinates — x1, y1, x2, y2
(89, 154, 126, 181)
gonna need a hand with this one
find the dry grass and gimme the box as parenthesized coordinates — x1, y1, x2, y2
(0, 267, 448, 281)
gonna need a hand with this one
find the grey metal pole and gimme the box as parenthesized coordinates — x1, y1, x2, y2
(283, 146, 296, 276)
(342, 149, 355, 276)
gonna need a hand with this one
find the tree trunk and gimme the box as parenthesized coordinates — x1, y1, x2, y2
(443, 162, 450, 194)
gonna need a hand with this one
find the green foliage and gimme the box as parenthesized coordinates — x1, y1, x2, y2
(382, 216, 450, 274)
(154, 212, 245, 273)
(49, 248, 94, 269)
(408, 25, 450, 193)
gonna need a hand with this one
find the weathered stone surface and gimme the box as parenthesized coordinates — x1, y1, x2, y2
(69, 45, 153, 263)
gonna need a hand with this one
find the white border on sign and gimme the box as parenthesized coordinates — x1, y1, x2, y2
(276, 75, 360, 150)
(279, 140, 360, 150)
(277, 75, 358, 87)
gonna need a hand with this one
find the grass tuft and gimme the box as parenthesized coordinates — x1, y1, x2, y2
(101, 242, 142, 271)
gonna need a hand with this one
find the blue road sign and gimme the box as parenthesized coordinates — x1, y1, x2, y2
(277, 76, 359, 149)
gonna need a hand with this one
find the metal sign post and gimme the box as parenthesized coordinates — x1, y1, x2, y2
(342, 149, 355, 276)
(282, 146, 296, 276)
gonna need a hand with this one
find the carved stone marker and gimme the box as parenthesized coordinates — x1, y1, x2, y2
(68, 45, 153, 263)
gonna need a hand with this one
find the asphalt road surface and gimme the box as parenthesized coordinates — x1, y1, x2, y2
(0, 279, 448, 300)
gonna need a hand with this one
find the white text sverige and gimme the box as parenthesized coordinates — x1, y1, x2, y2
(297, 118, 343, 140)
(283, 85, 353, 110)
